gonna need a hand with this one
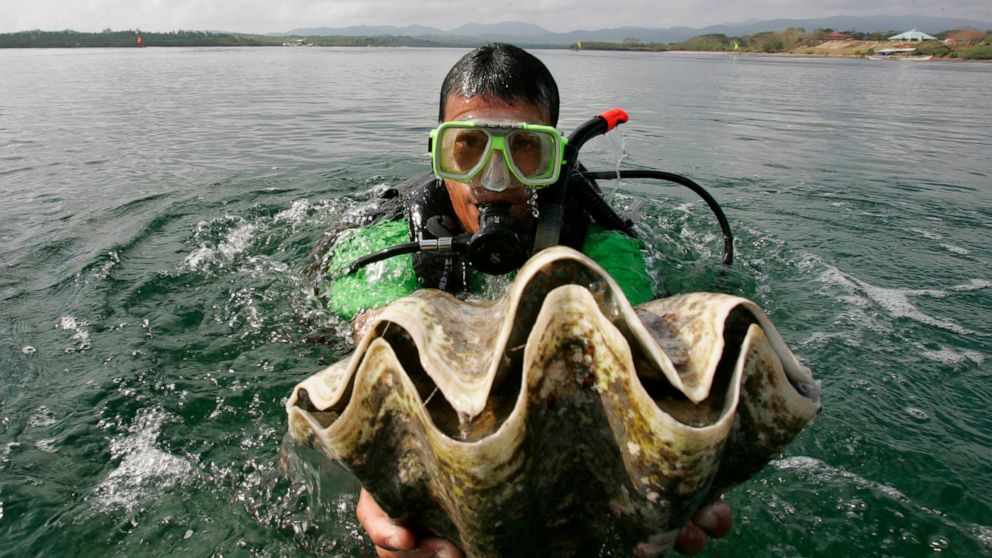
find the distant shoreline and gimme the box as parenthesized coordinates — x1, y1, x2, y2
(2, 31, 990, 62)
(603, 48, 992, 63)
(571, 38, 992, 62)
(3, 44, 989, 63)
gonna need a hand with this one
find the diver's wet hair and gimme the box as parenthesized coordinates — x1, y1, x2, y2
(439, 43, 560, 125)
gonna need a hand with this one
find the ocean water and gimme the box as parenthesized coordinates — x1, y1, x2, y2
(1, 47, 990, 557)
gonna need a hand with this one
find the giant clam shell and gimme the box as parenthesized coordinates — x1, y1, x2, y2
(287, 246, 820, 557)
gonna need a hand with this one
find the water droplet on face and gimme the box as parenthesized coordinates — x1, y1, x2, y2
(526, 194, 540, 218)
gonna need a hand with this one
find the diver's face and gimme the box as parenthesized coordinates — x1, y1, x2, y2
(441, 93, 549, 233)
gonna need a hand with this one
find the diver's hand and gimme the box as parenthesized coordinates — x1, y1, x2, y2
(357, 488, 730, 557)
(357, 488, 463, 558)
(674, 499, 733, 556)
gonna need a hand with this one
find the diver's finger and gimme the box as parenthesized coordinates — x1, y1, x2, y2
(372, 538, 461, 558)
(416, 538, 463, 558)
(673, 522, 707, 556)
(357, 488, 417, 552)
(692, 499, 733, 539)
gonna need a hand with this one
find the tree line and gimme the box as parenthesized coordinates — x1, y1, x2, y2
(0, 29, 442, 48)
(574, 27, 992, 59)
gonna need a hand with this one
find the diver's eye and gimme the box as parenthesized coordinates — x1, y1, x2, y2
(508, 132, 547, 174)
(453, 129, 487, 149)
(509, 133, 540, 154)
(449, 130, 488, 171)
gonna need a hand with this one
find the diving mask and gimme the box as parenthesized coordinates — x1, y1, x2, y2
(429, 121, 567, 189)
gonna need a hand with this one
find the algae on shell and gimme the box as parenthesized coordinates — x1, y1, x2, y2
(287, 247, 820, 557)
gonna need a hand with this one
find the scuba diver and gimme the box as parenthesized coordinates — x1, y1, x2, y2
(312, 43, 733, 557)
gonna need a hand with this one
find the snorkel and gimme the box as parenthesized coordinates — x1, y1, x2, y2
(534, 108, 630, 251)
(340, 109, 735, 278)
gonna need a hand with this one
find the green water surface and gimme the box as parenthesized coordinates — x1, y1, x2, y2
(1, 47, 990, 557)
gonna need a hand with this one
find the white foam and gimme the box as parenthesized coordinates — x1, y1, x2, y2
(910, 228, 943, 241)
(772, 456, 909, 502)
(853, 280, 974, 334)
(245, 255, 289, 274)
(343, 189, 390, 223)
(818, 265, 860, 293)
(35, 439, 58, 453)
(91, 407, 195, 512)
(919, 347, 985, 366)
(941, 244, 970, 255)
(227, 287, 264, 337)
(216, 223, 256, 261)
(27, 406, 56, 428)
(823, 269, 988, 336)
(182, 220, 256, 271)
(905, 407, 929, 421)
(95, 250, 120, 278)
(909, 228, 973, 256)
(976, 525, 992, 549)
(274, 199, 310, 223)
(182, 246, 214, 270)
(56, 315, 91, 350)
(774, 456, 992, 552)
(948, 279, 992, 292)
(1, 442, 19, 465)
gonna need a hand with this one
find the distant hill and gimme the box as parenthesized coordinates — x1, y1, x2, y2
(282, 24, 442, 37)
(448, 21, 552, 37)
(284, 14, 991, 46)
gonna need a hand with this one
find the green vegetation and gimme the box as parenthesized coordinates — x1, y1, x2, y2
(0, 29, 443, 48)
(677, 34, 734, 51)
(0, 30, 279, 48)
(960, 44, 992, 60)
(913, 41, 955, 58)
(570, 26, 992, 60)
(570, 40, 668, 51)
(572, 27, 810, 54)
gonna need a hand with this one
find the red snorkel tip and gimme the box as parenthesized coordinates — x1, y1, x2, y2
(598, 108, 629, 131)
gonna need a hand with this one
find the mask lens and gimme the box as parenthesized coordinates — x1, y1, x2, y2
(440, 128, 490, 176)
(507, 130, 556, 180)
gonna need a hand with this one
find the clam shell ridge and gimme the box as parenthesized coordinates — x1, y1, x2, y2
(287, 246, 820, 557)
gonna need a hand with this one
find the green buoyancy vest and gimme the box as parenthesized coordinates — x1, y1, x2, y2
(319, 219, 653, 320)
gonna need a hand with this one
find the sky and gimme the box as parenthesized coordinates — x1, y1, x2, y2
(2, 0, 990, 34)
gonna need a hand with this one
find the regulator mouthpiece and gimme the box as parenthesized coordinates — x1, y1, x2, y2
(467, 202, 529, 275)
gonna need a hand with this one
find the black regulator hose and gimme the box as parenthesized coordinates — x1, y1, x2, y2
(339, 203, 529, 278)
(570, 173, 636, 237)
(340, 236, 470, 277)
(582, 170, 734, 266)
(340, 241, 420, 277)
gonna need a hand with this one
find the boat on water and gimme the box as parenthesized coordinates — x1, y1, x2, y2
(868, 48, 933, 61)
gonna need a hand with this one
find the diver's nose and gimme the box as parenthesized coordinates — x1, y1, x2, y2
(480, 151, 516, 192)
